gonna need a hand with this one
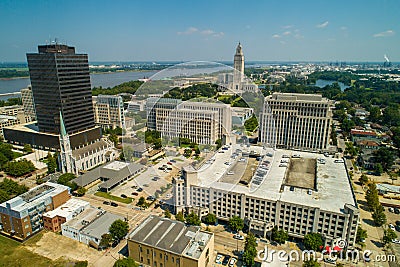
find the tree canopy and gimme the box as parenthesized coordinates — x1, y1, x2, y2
(113, 258, 139, 267)
(109, 219, 129, 241)
(304, 233, 323, 251)
(228, 216, 244, 232)
(185, 212, 201, 226)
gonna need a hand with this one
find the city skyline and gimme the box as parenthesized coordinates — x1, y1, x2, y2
(0, 0, 399, 62)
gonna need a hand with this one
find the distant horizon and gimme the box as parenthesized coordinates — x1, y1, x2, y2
(2, 60, 399, 65)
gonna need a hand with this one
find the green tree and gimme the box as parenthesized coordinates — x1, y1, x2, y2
(3, 159, 36, 177)
(183, 148, 192, 158)
(228, 216, 244, 233)
(23, 144, 33, 153)
(113, 258, 139, 267)
(215, 139, 222, 150)
(359, 174, 369, 186)
(109, 219, 129, 241)
(176, 211, 185, 222)
(243, 232, 257, 267)
(137, 196, 146, 207)
(203, 213, 217, 225)
(368, 106, 381, 123)
(375, 163, 384, 176)
(271, 226, 289, 244)
(46, 152, 57, 174)
(304, 233, 323, 251)
(303, 257, 320, 267)
(372, 205, 387, 226)
(383, 228, 397, 245)
(374, 147, 395, 171)
(356, 226, 368, 244)
(365, 183, 380, 211)
(164, 209, 171, 218)
(99, 233, 113, 248)
(344, 142, 359, 158)
(185, 212, 201, 226)
(74, 261, 88, 267)
(75, 187, 87, 196)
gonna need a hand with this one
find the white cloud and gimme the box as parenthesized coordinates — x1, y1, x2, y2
(373, 30, 395, 37)
(283, 31, 291, 36)
(282, 25, 293, 29)
(340, 26, 347, 31)
(294, 33, 304, 39)
(178, 27, 224, 38)
(272, 34, 281, 39)
(177, 27, 198, 35)
(316, 21, 329, 28)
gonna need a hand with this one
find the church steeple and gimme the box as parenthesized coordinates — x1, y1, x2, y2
(59, 110, 67, 137)
(59, 110, 73, 174)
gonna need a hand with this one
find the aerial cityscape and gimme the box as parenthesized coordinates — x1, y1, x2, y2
(0, 1, 399, 267)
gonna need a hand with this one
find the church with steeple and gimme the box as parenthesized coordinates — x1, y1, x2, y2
(58, 110, 116, 175)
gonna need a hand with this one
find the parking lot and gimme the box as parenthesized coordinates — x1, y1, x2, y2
(214, 253, 240, 267)
(108, 156, 189, 205)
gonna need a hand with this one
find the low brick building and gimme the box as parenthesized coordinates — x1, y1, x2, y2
(0, 182, 70, 240)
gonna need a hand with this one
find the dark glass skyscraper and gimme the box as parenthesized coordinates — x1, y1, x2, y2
(27, 44, 95, 134)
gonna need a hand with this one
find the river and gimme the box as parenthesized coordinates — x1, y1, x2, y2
(315, 79, 350, 91)
(0, 71, 157, 99)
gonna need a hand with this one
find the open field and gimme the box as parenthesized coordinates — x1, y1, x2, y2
(0, 234, 68, 267)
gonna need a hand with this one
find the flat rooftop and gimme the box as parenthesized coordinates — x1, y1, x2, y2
(43, 198, 89, 219)
(62, 206, 104, 231)
(0, 182, 69, 213)
(197, 145, 356, 213)
(102, 161, 130, 171)
(80, 211, 123, 240)
(129, 215, 212, 259)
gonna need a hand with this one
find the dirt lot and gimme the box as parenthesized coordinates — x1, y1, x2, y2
(285, 158, 316, 189)
(25, 231, 104, 265)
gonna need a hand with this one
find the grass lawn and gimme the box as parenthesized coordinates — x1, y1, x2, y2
(94, 191, 133, 204)
(12, 152, 23, 159)
(0, 234, 67, 267)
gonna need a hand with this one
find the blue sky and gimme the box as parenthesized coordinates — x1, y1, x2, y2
(0, 0, 399, 62)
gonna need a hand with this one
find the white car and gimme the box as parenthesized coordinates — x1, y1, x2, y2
(233, 234, 244, 240)
(389, 224, 395, 231)
(392, 239, 400, 244)
(215, 254, 223, 264)
(229, 258, 237, 267)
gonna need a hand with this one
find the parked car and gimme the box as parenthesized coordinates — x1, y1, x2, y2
(229, 258, 237, 267)
(389, 224, 395, 231)
(110, 202, 118, 207)
(103, 201, 110, 205)
(215, 254, 223, 264)
(137, 187, 143, 192)
(395, 208, 400, 214)
(392, 239, 400, 244)
(170, 159, 176, 163)
(167, 162, 172, 165)
(147, 196, 155, 201)
(233, 234, 244, 240)
(132, 192, 139, 196)
(222, 255, 230, 266)
(121, 194, 127, 198)
(389, 207, 395, 212)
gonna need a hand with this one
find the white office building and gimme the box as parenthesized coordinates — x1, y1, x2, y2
(259, 93, 333, 151)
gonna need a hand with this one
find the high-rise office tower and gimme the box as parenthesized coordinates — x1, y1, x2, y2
(20, 85, 36, 120)
(259, 93, 333, 150)
(26, 43, 95, 134)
